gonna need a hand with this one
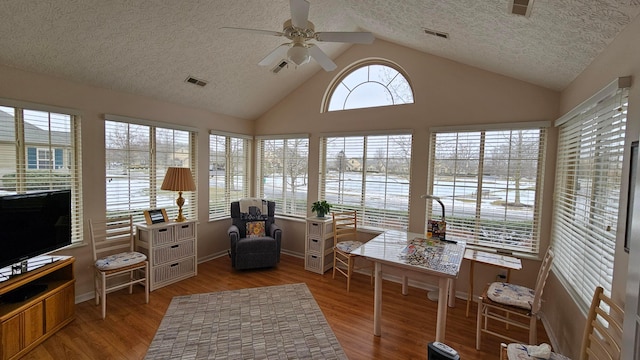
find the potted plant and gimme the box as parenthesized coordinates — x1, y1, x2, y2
(311, 200, 332, 218)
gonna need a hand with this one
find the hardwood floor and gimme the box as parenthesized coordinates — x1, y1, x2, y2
(21, 254, 550, 359)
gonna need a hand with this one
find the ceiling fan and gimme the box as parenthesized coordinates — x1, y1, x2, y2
(222, 0, 374, 72)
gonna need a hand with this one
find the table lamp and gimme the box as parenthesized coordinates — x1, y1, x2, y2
(161, 167, 196, 222)
(421, 194, 446, 241)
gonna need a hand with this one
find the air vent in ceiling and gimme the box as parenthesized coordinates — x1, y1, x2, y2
(422, 27, 449, 39)
(185, 75, 208, 87)
(271, 60, 288, 74)
(509, 0, 534, 17)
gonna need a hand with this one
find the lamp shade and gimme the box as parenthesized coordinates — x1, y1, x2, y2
(161, 167, 196, 191)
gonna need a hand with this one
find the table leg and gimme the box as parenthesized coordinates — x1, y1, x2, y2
(435, 277, 449, 342)
(467, 260, 475, 317)
(402, 275, 408, 295)
(448, 278, 456, 308)
(374, 261, 382, 336)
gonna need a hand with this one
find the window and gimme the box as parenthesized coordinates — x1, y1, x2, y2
(0, 105, 83, 244)
(319, 133, 412, 230)
(551, 78, 629, 309)
(105, 117, 197, 223)
(209, 132, 251, 219)
(324, 61, 414, 112)
(256, 135, 309, 217)
(428, 124, 547, 254)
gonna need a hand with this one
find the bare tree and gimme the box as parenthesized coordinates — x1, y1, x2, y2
(263, 139, 308, 213)
(485, 130, 540, 206)
(105, 122, 149, 170)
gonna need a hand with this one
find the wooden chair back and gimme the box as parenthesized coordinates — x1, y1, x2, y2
(531, 247, 554, 314)
(333, 210, 358, 247)
(580, 286, 623, 360)
(89, 215, 135, 262)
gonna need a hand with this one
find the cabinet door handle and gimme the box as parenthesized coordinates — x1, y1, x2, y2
(312, 239, 319, 243)
(159, 229, 167, 232)
(170, 263, 179, 267)
(181, 225, 189, 229)
(171, 245, 179, 249)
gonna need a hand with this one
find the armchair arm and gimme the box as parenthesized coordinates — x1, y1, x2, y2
(228, 224, 240, 246)
(270, 223, 282, 262)
(228, 224, 240, 266)
(269, 223, 282, 240)
(228, 224, 239, 238)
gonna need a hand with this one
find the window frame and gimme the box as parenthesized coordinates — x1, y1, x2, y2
(322, 59, 414, 113)
(256, 134, 310, 218)
(104, 115, 197, 224)
(427, 122, 548, 255)
(551, 78, 630, 310)
(319, 131, 413, 231)
(208, 131, 252, 220)
(0, 102, 83, 245)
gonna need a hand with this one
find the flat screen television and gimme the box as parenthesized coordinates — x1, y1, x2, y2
(0, 189, 71, 270)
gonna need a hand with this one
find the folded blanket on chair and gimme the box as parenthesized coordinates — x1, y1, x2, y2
(240, 198, 267, 215)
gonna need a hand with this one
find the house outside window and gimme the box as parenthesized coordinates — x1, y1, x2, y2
(0, 105, 83, 244)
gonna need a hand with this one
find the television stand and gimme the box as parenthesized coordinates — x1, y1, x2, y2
(1, 283, 48, 304)
(0, 256, 75, 360)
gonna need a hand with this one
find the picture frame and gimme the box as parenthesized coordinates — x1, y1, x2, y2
(143, 208, 169, 225)
(625, 141, 638, 253)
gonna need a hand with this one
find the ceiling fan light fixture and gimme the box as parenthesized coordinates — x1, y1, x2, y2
(287, 43, 310, 66)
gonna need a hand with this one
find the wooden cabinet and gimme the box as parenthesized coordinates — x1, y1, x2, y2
(136, 220, 198, 291)
(0, 256, 75, 360)
(304, 217, 334, 274)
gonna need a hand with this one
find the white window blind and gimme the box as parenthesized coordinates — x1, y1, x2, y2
(256, 136, 309, 217)
(209, 132, 251, 219)
(428, 125, 547, 254)
(319, 133, 412, 230)
(551, 80, 629, 309)
(0, 105, 83, 244)
(105, 119, 197, 224)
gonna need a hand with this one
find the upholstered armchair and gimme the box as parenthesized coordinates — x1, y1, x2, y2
(227, 199, 282, 270)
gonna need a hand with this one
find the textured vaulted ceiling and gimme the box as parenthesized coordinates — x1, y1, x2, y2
(1, 1, 638, 120)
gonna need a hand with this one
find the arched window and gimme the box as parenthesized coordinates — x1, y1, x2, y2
(324, 60, 414, 112)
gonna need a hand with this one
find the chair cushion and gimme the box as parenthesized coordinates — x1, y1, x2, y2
(246, 221, 266, 238)
(95, 251, 146, 270)
(487, 282, 535, 310)
(506, 343, 570, 360)
(336, 240, 363, 253)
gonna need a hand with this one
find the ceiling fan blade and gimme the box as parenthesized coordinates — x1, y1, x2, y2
(308, 45, 337, 71)
(315, 31, 375, 44)
(220, 27, 283, 37)
(290, 0, 310, 28)
(258, 44, 289, 66)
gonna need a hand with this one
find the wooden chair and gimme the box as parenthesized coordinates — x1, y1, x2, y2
(499, 286, 623, 360)
(332, 210, 371, 292)
(476, 248, 554, 349)
(89, 215, 149, 319)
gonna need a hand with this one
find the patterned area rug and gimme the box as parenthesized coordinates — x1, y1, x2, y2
(145, 283, 347, 359)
